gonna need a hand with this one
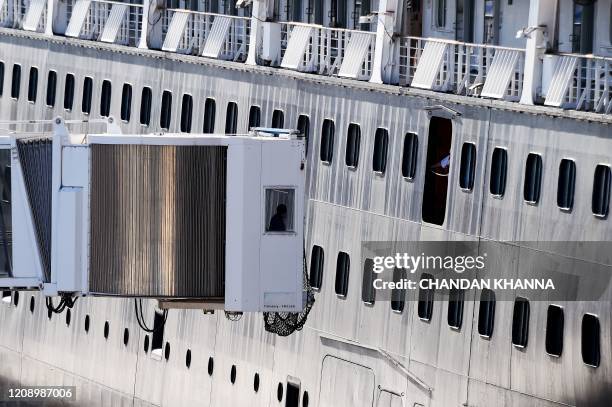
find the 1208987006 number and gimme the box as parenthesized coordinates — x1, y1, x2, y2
(4, 386, 76, 401)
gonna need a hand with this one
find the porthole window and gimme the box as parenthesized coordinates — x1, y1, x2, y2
(447, 289, 464, 329)
(230, 365, 236, 384)
(160, 90, 172, 130)
(459, 143, 476, 190)
(123, 328, 130, 346)
(12, 291, 18, 307)
(582, 314, 600, 367)
(63, 73, 75, 111)
(46, 71, 57, 107)
(84, 314, 90, 333)
(309, 245, 324, 290)
(511, 297, 529, 348)
(320, 119, 335, 163)
(490, 147, 508, 197)
(253, 373, 260, 392)
(372, 128, 389, 174)
(143, 335, 149, 353)
(47, 308, 52, 320)
(103, 321, 110, 340)
(592, 164, 611, 218)
(65, 308, 71, 326)
(120, 83, 132, 122)
(225, 101, 238, 134)
(334, 251, 350, 297)
(100, 79, 111, 117)
(271, 109, 284, 128)
(139, 86, 152, 126)
(277, 382, 283, 402)
(207, 357, 214, 375)
(545, 305, 564, 357)
(303, 391, 309, 407)
(557, 159, 576, 211)
(361, 258, 376, 304)
(345, 123, 361, 168)
(11, 64, 21, 99)
(29, 296, 35, 313)
(417, 273, 434, 321)
(27, 67, 38, 103)
(203, 98, 216, 133)
(248, 105, 261, 129)
(185, 349, 192, 368)
(524, 153, 543, 204)
(402, 132, 418, 180)
(82, 76, 93, 114)
(180, 94, 193, 133)
(164, 342, 171, 361)
(478, 289, 495, 338)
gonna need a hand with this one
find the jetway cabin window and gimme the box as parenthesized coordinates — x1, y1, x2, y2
(82, 76, 93, 114)
(582, 314, 600, 367)
(512, 297, 530, 348)
(46, 71, 57, 107)
(249, 105, 261, 129)
(309, 245, 324, 289)
(140, 87, 152, 126)
(592, 164, 611, 218)
(203, 98, 216, 133)
(64, 73, 75, 111)
(557, 159, 576, 211)
(545, 305, 564, 357)
(447, 289, 464, 329)
(335, 252, 350, 297)
(418, 273, 434, 321)
(402, 133, 418, 180)
(180, 94, 193, 133)
(373, 128, 389, 174)
(27, 67, 38, 103)
(478, 289, 495, 338)
(320, 119, 335, 163)
(345, 123, 361, 168)
(272, 109, 284, 128)
(490, 148, 507, 197)
(121, 84, 132, 122)
(11, 64, 20, 99)
(524, 153, 542, 204)
(160, 90, 172, 130)
(100, 80, 112, 117)
(265, 188, 295, 233)
(361, 258, 375, 304)
(459, 143, 476, 191)
(297, 115, 310, 156)
(225, 101, 238, 134)
(391, 268, 406, 313)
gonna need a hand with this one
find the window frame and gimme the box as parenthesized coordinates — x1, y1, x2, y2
(478, 288, 496, 338)
(592, 164, 611, 218)
(248, 105, 261, 129)
(81, 76, 93, 115)
(309, 245, 324, 290)
(447, 288, 464, 330)
(271, 109, 284, 128)
(10, 63, 21, 100)
(581, 313, 600, 368)
(225, 101, 238, 134)
(511, 296, 530, 348)
(417, 273, 434, 321)
(523, 152, 543, 205)
(203, 97, 216, 133)
(334, 251, 350, 298)
(361, 258, 376, 305)
(545, 304, 564, 358)
(557, 158, 576, 211)
(297, 114, 310, 157)
(320, 119, 335, 164)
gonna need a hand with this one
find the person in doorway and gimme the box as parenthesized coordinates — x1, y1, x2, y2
(430, 154, 450, 176)
(268, 204, 287, 232)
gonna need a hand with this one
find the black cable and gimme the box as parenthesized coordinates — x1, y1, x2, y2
(134, 298, 168, 333)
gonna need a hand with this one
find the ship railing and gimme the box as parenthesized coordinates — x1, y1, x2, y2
(0, 0, 47, 33)
(61, 0, 143, 47)
(541, 53, 612, 114)
(278, 21, 375, 81)
(160, 9, 249, 61)
(399, 36, 525, 101)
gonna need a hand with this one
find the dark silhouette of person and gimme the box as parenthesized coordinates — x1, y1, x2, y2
(268, 204, 287, 231)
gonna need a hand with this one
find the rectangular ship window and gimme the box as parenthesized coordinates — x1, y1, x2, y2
(447, 289, 464, 329)
(203, 98, 216, 133)
(361, 258, 376, 304)
(120, 83, 132, 122)
(309, 245, 324, 290)
(320, 119, 335, 164)
(297, 115, 310, 156)
(27, 67, 38, 103)
(592, 164, 611, 218)
(545, 305, 564, 357)
(160, 90, 172, 130)
(490, 147, 508, 197)
(512, 297, 530, 348)
(459, 143, 476, 191)
(82, 76, 93, 114)
(372, 128, 389, 174)
(225, 101, 238, 134)
(100, 80, 111, 117)
(478, 289, 495, 338)
(335, 252, 350, 297)
(417, 273, 434, 321)
(11, 64, 21, 99)
(64, 73, 75, 111)
(345, 123, 361, 168)
(271, 109, 284, 128)
(582, 314, 600, 367)
(264, 188, 295, 233)
(402, 132, 418, 180)
(180, 94, 193, 133)
(391, 268, 406, 313)
(248, 105, 261, 129)
(557, 159, 576, 211)
(140, 86, 152, 126)
(523, 153, 542, 204)
(46, 71, 57, 107)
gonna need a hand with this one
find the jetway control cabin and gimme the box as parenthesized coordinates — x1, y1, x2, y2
(0, 120, 306, 313)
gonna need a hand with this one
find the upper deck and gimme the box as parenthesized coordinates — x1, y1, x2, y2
(0, 0, 610, 116)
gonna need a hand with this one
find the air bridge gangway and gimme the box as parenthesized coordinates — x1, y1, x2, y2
(0, 118, 306, 314)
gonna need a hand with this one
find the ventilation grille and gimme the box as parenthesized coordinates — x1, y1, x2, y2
(89, 144, 227, 298)
(16, 138, 52, 282)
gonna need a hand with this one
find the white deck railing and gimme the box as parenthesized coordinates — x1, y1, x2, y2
(161, 9, 249, 61)
(279, 22, 375, 80)
(0, 0, 47, 32)
(399, 37, 525, 101)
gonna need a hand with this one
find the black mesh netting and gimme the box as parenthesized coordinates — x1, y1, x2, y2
(263, 251, 315, 337)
